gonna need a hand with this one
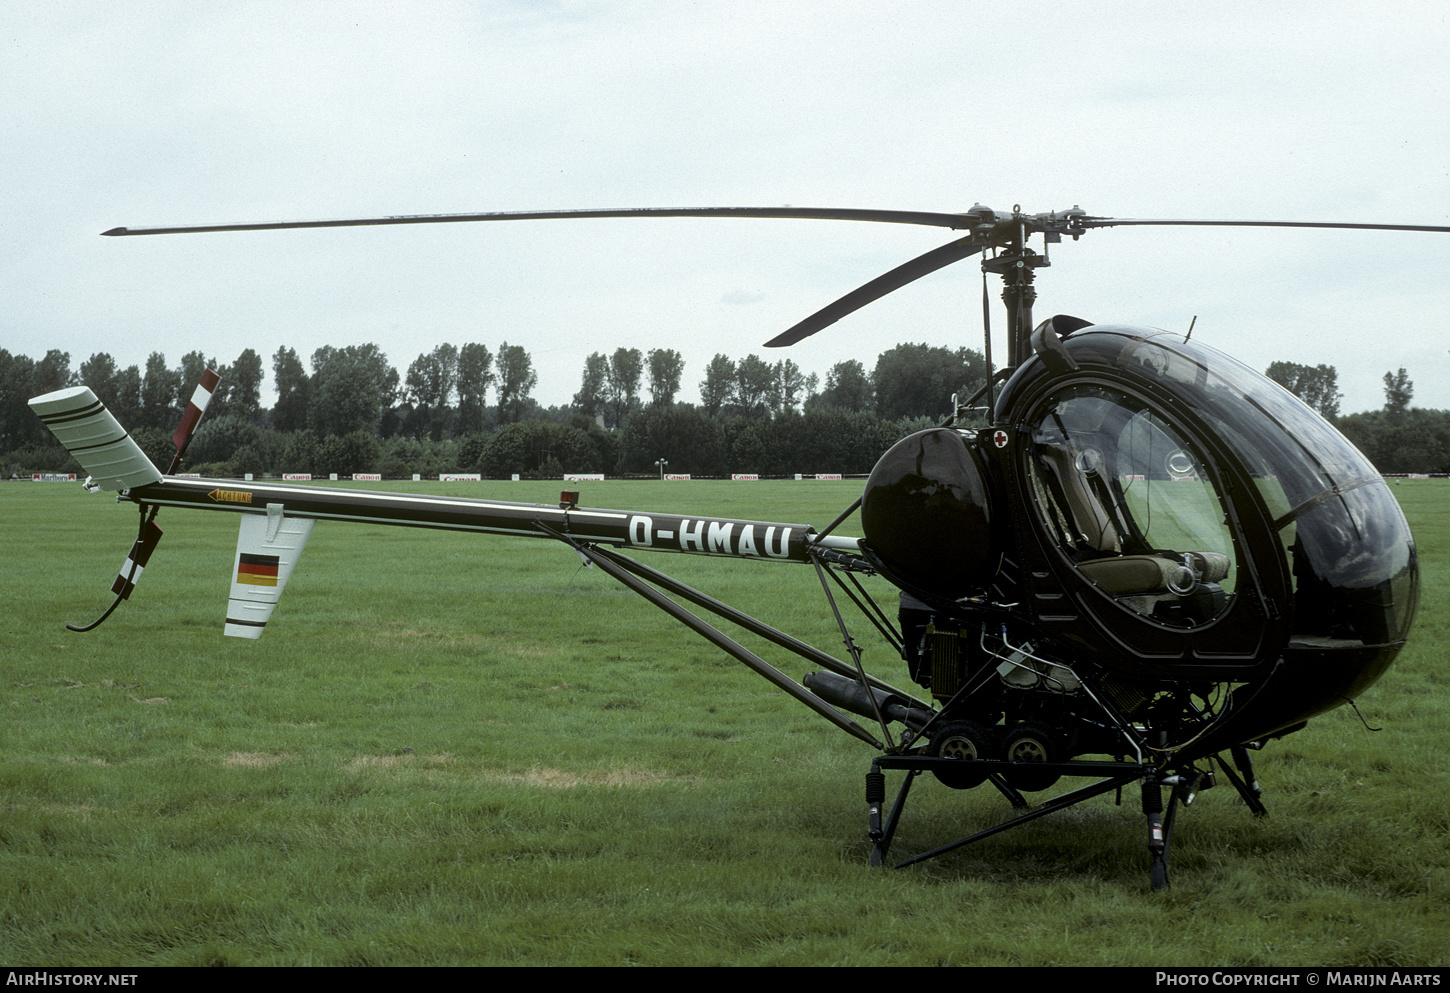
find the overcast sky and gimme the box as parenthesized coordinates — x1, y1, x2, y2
(5, 0, 1448, 418)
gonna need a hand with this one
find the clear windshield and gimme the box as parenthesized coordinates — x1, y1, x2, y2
(1050, 328, 1418, 644)
(1028, 384, 1235, 626)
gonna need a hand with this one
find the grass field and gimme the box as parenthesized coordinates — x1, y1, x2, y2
(2, 477, 1447, 966)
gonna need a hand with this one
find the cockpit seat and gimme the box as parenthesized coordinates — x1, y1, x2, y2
(1077, 555, 1179, 595)
(1077, 550, 1228, 596)
(1033, 438, 1231, 600)
(1033, 442, 1124, 554)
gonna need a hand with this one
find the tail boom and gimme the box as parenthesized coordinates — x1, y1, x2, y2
(124, 476, 829, 562)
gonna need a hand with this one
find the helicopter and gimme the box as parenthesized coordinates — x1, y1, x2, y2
(29, 204, 1439, 890)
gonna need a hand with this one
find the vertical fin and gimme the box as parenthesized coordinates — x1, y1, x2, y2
(224, 504, 314, 639)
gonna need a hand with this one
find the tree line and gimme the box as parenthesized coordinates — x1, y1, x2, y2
(1266, 361, 1449, 473)
(5, 342, 1443, 478)
(1, 340, 986, 478)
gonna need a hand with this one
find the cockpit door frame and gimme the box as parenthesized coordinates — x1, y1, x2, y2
(993, 370, 1294, 680)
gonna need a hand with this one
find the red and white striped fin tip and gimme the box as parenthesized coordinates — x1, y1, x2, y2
(172, 368, 221, 452)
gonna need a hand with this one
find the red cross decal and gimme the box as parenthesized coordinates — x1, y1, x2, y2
(993, 430, 1009, 449)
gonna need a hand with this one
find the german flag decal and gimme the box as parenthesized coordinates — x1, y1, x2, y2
(236, 553, 280, 587)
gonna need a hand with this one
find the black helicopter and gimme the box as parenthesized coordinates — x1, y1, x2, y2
(32, 204, 1438, 889)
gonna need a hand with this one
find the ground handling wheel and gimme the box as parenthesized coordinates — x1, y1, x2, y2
(927, 720, 994, 789)
(1000, 721, 1063, 792)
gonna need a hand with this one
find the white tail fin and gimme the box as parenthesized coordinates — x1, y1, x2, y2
(224, 504, 315, 639)
(28, 386, 164, 491)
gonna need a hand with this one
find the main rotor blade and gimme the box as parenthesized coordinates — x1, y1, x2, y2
(1078, 217, 1450, 234)
(101, 206, 980, 237)
(765, 236, 984, 347)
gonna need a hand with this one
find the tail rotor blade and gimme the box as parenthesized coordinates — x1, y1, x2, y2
(111, 520, 164, 600)
(169, 368, 221, 472)
(66, 510, 163, 633)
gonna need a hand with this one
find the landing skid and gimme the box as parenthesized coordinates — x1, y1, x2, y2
(538, 524, 1274, 890)
(866, 749, 1267, 890)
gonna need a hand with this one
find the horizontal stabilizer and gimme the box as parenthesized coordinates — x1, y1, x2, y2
(28, 386, 164, 491)
(225, 504, 315, 639)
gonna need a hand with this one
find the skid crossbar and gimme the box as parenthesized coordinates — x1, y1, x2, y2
(868, 755, 1144, 868)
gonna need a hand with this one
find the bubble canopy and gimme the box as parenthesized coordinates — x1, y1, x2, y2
(993, 325, 1417, 714)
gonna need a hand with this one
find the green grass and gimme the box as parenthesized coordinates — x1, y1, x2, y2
(2, 478, 1447, 966)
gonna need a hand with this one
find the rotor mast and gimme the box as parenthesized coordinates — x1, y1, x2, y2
(965, 204, 1090, 379)
(979, 206, 1050, 370)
